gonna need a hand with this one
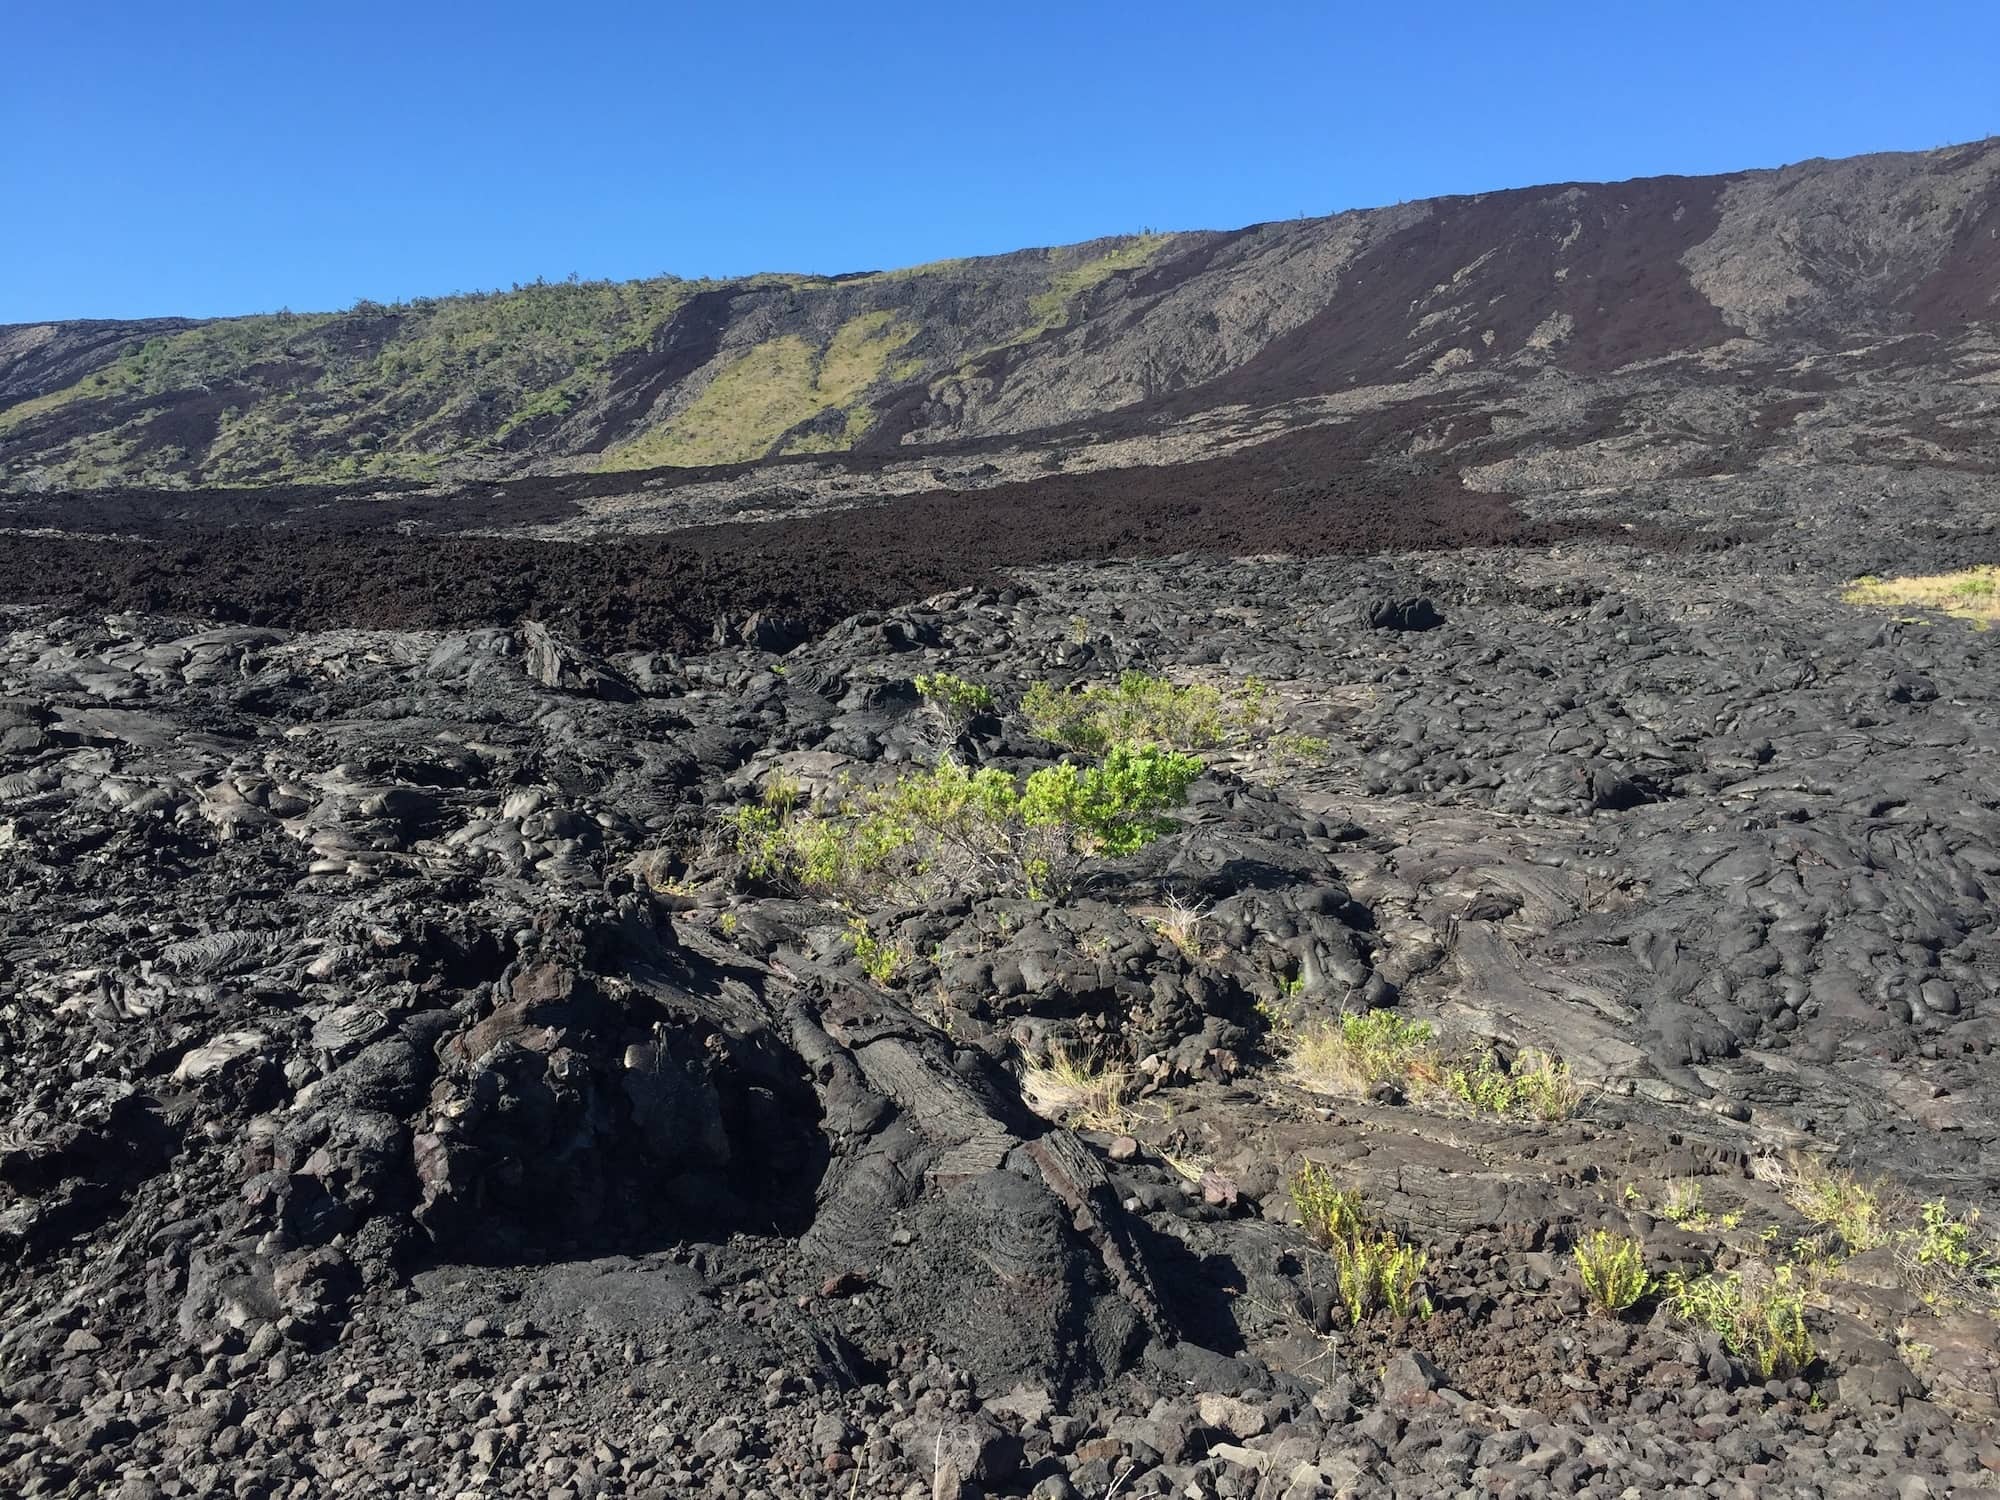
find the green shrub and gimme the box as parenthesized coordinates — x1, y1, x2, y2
(1899, 1197, 2000, 1306)
(1662, 1265, 1815, 1378)
(845, 918, 906, 985)
(1574, 1231, 1651, 1314)
(1333, 1232, 1431, 1323)
(1022, 671, 1266, 755)
(1285, 1163, 1430, 1324)
(735, 742, 1200, 903)
(1444, 1048, 1581, 1121)
(1914, 1198, 1978, 1270)
(913, 671, 995, 728)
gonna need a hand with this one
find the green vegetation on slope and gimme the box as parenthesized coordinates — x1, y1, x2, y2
(926, 233, 1179, 397)
(0, 230, 1186, 487)
(1024, 234, 1173, 339)
(2, 279, 702, 486)
(600, 311, 918, 470)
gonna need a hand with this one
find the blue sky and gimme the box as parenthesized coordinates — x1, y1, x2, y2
(4, 1, 1995, 322)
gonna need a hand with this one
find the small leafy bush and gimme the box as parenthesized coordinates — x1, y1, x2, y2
(1334, 1233, 1431, 1323)
(1913, 1198, 1979, 1270)
(1445, 1048, 1581, 1122)
(1898, 1197, 2000, 1306)
(913, 671, 994, 728)
(1574, 1231, 1651, 1314)
(1904, 1192, 1984, 1272)
(1663, 1265, 1815, 1379)
(844, 918, 906, 985)
(736, 743, 1201, 903)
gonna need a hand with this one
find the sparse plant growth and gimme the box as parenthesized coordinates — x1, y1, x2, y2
(1289, 1161, 1369, 1245)
(1574, 1231, 1652, 1315)
(1898, 1198, 2000, 1306)
(1021, 1045, 1130, 1133)
(1784, 1161, 1884, 1252)
(1017, 234, 1177, 342)
(604, 311, 920, 468)
(1270, 732, 1333, 762)
(1912, 1198, 1980, 1272)
(845, 918, 907, 985)
(1663, 1265, 1815, 1379)
(735, 743, 1202, 903)
(1844, 567, 2000, 627)
(1285, 1014, 1585, 1122)
(1444, 1047, 1581, 1122)
(913, 671, 995, 728)
(1333, 1232, 1432, 1323)
(5, 276, 713, 485)
(1662, 1178, 1709, 1231)
(1286, 1010, 1441, 1097)
(1760, 1158, 2000, 1307)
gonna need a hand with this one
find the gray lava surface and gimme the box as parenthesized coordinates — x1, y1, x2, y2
(4, 460, 2000, 1497)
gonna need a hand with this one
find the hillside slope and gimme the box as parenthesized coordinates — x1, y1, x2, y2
(3, 138, 1998, 489)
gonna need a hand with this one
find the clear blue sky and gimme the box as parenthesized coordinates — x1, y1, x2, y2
(5, 1, 1995, 323)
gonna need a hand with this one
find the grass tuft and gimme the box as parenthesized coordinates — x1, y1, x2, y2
(1783, 1160, 1884, 1251)
(1021, 1046, 1130, 1133)
(1843, 567, 2000, 628)
(1146, 892, 1212, 959)
(1574, 1231, 1651, 1315)
(1287, 1011, 1440, 1096)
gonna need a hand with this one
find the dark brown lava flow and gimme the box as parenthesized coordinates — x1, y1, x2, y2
(0, 427, 1599, 653)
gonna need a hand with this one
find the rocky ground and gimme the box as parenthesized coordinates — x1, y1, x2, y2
(6, 133, 2000, 1494)
(3, 435, 2000, 1496)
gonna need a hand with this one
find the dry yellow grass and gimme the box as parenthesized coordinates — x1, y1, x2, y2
(1843, 568, 2000, 627)
(1021, 1046, 1130, 1133)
